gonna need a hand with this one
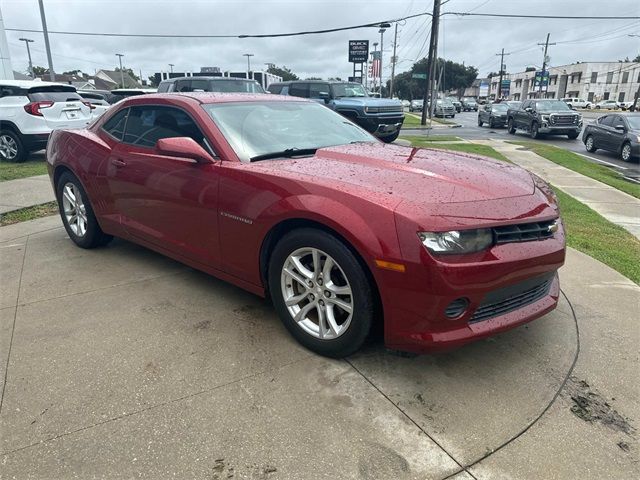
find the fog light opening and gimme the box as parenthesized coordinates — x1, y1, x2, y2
(445, 298, 469, 319)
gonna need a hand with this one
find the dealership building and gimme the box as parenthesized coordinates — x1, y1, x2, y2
(487, 61, 639, 103)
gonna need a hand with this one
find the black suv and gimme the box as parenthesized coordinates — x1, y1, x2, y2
(507, 99, 582, 139)
(268, 80, 404, 142)
(157, 76, 265, 94)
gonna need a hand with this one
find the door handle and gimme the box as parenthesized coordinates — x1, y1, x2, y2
(111, 158, 127, 167)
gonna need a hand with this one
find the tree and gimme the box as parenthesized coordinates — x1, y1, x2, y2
(305, 77, 322, 80)
(63, 69, 86, 77)
(525, 66, 536, 72)
(32, 65, 48, 76)
(267, 65, 298, 81)
(389, 57, 477, 99)
(115, 67, 140, 82)
(634, 54, 640, 63)
(148, 75, 159, 87)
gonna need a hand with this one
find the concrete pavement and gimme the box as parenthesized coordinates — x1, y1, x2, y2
(0, 216, 638, 479)
(0, 175, 55, 215)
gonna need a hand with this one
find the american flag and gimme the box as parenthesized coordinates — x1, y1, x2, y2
(370, 59, 381, 77)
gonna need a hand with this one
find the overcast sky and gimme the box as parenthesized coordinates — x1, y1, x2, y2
(2, 0, 639, 82)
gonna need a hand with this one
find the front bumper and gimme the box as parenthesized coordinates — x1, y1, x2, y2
(379, 222, 566, 354)
(21, 133, 50, 151)
(358, 115, 405, 137)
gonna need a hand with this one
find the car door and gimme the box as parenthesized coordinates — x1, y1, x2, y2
(480, 104, 490, 123)
(596, 115, 615, 150)
(104, 104, 221, 265)
(516, 101, 530, 127)
(608, 115, 627, 152)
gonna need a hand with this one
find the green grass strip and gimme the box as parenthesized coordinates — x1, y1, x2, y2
(508, 141, 640, 199)
(0, 202, 58, 226)
(0, 160, 48, 182)
(554, 187, 640, 284)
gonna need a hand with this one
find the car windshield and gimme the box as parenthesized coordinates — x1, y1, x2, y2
(331, 83, 367, 98)
(627, 116, 640, 129)
(535, 100, 571, 112)
(204, 101, 375, 162)
(492, 104, 509, 112)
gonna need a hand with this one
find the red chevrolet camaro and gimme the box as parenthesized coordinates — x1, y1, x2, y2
(46, 93, 565, 357)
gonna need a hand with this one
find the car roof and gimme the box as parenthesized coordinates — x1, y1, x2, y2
(137, 92, 309, 105)
(0, 80, 76, 90)
(160, 76, 258, 83)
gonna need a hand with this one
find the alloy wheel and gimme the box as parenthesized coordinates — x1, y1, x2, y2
(622, 144, 631, 162)
(586, 136, 594, 151)
(62, 182, 87, 237)
(280, 247, 353, 340)
(0, 134, 18, 160)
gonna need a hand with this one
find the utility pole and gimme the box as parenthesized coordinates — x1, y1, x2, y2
(421, 0, 441, 125)
(37, 0, 55, 81)
(378, 23, 390, 97)
(243, 53, 254, 78)
(496, 48, 510, 101)
(537, 33, 555, 98)
(168, 63, 174, 73)
(115, 53, 125, 88)
(389, 22, 398, 99)
(19, 38, 34, 78)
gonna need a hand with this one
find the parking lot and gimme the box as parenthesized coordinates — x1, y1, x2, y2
(1, 212, 638, 479)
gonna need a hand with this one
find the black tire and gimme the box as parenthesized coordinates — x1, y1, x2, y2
(268, 228, 374, 358)
(567, 131, 579, 140)
(585, 135, 597, 152)
(56, 171, 113, 249)
(477, 117, 483, 127)
(379, 131, 400, 143)
(0, 129, 26, 163)
(488, 118, 495, 129)
(621, 142, 632, 162)
(507, 118, 516, 134)
(530, 121, 540, 139)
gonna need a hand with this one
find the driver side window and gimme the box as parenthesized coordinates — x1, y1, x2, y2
(122, 106, 206, 148)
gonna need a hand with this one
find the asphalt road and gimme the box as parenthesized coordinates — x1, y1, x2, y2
(404, 110, 640, 182)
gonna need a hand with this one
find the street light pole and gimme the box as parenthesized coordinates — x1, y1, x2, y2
(168, 63, 174, 73)
(372, 42, 378, 93)
(116, 53, 125, 88)
(37, 0, 55, 81)
(18, 38, 34, 78)
(243, 53, 254, 78)
(389, 22, 398, 99)
(378, 23, 390, 97)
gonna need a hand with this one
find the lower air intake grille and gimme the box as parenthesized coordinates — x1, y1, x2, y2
(470, 274, 554, 323)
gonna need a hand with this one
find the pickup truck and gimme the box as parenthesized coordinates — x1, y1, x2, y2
(507, 99, 583, 139)
(268, 80, 405, 142)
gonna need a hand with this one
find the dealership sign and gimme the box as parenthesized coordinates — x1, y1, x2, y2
(500, 79, 511, 97)
(348, 40, 369, 63)
(534, 70, 549, 91)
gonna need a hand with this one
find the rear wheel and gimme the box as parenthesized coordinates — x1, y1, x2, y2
(507, 118, 516, 134)
(530, 121, 540, 139)
(378, 131, 400, 143)
(0, 130, 26, 163)
(585, 135, 597, 152)
(621, 142, 632, 162)
(268, 228, 374, 358)
(56, 172, 113, 249)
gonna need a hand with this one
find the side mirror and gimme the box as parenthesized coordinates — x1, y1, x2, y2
(156, 137, 214, 163)
(319, 92, 330, 103)
(525, 107, 533, 113)
(614, 124, 626, 131)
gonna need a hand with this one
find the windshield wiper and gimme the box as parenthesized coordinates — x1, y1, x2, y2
(250, 147, 318, 162)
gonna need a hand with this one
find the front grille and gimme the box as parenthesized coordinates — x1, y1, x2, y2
(470, 275, 554, 323)
(493, 219, 557, 244)
(551, 114, 578, 125)
(377, 105, 403, 113)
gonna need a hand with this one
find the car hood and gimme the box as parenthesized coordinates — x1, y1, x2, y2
(251, 143, 535, 207)
(333, 97, 402, 107)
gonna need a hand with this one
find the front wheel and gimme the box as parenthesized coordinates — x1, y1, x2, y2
(507, 118, 516, 134)
(488, 118, 495, 129)
(530, 121, 540, 139)
(585, 135, 597, 152)
(621, 142, 632, 162)
(268, 229, 374, 358)
(378, 131, 400, 143)
(56, 172, 113, 249)
(477, 117, 483, 127)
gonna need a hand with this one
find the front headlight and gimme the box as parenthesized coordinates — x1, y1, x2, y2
(541, 115, 550, 122)
(418, 229, 493, 255)
(364, 106, 379, 114)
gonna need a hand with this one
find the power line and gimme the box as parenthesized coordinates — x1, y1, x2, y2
(445, 12, 639, 20)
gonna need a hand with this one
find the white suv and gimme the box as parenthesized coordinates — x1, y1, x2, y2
(0, 81, 93, 162)
(561, 97, 592, 109)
